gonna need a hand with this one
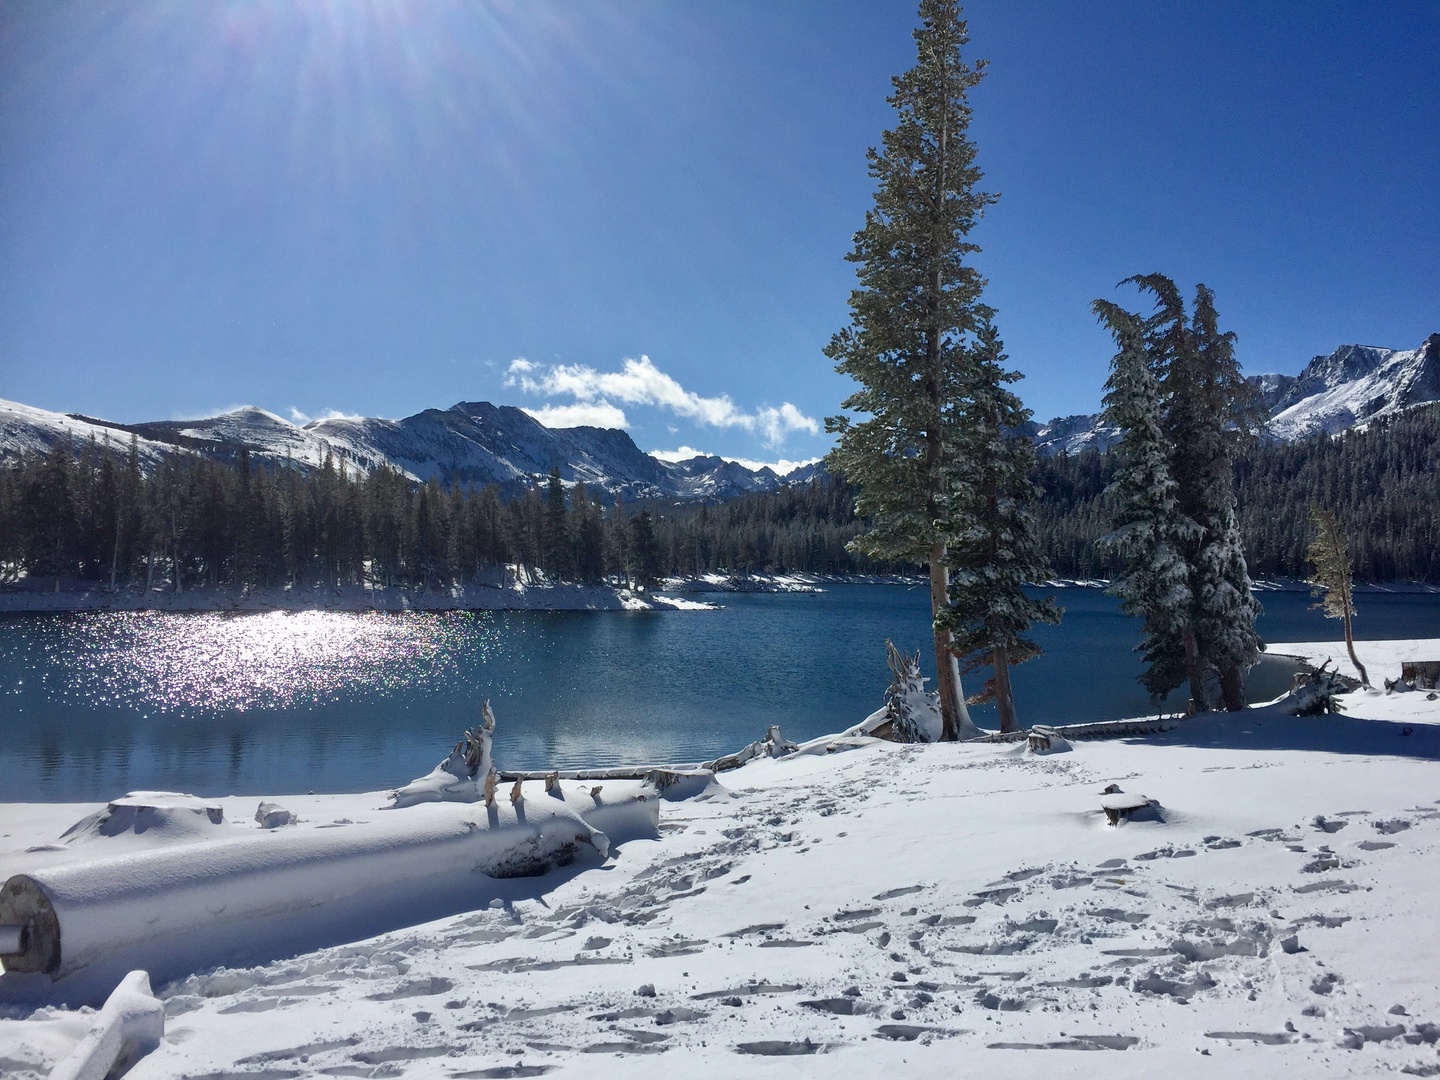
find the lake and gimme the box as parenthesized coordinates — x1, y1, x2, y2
(1, 585, 1436, 802)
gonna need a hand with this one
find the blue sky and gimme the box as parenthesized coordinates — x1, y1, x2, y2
(1, 0, 1436, 467)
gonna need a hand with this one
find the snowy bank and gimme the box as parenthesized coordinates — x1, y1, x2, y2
(2, 638, 1440, 1078)
(0, 576, 717, 614)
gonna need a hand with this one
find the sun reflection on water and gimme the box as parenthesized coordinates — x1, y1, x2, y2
(41, 610, 494, 712)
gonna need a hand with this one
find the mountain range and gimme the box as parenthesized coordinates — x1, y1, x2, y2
(2, 332, 1434, 499)
(0, 396, 819, 502)
(1025, 332, 1438, 456)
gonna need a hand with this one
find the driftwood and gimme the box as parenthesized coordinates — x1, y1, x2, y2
(1283, 660, 1347, 715)
(453, 701, 498, 778)
(701, 725, 798, 772)
(1400, 661, 1440, 691)
(882, 640, 941, 744)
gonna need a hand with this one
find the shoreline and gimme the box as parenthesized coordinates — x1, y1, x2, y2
(0, 580, 708, 614)
(6, 572, 1434, 614)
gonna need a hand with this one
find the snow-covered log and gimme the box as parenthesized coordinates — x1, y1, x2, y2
(1026, 725, 1072, 754)
(0, 798, 614, 985)
(976, 716, 1182, 743)
(46, 970, 164, 1080)
(1101, 786, 1162, 825)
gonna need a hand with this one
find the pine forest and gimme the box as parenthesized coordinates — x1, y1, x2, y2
(1, 401, 1436, 592)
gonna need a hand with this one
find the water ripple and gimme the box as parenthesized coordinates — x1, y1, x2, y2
(8, 610, 496, 712)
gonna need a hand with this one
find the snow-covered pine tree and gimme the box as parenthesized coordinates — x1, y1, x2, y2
(1118, 275, 1261, 711)
(1183, 284, 1262, 711)
(1306, 504, 1369, 687)
(939, 321, 1060, 732)
(824, 0, 994, 741)
(1093, 299, 1198, 701)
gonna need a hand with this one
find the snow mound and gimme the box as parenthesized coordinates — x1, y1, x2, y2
(56, 793, 227, 848)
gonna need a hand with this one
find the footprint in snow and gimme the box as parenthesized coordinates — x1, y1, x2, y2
(1373, 818, 1413, 834)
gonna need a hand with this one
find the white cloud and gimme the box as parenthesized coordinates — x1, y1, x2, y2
(288, 407, 365, 426)
(521, 401, 629, 429)
(730, 456, 821, 476)
(508, 354, 819, 447)
(649, 445, 711, 462)
(754, 402, 820, 444)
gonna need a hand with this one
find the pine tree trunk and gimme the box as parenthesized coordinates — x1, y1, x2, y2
(929, 547, 973, 740)
(110, 516, 120, 593)
(1183, 626, 1207, 711)
(993, 646, 1019, 733)
(1218, 664, 1246, 712)
(1342, 608, 1370, 687)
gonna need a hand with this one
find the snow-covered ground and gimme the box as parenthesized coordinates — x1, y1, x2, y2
(3, 638, 1439, 1078)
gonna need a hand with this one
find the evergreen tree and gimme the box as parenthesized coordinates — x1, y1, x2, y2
(542, 468, 572, 580)
(1094, 299, 1198, 699)
(824, 0, 994, 740)
(605, 499, 632, 583)
(1109, 275, 1262, 711)
(627, 510, 662, 590)
(939, 322, 1060, 732)
(1186, 284, 1262, 710)
(1306, 504, 1369, 687)
(571, 482, 606, 583)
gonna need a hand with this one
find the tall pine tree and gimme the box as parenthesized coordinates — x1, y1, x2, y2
(939, 322, 1060, 732)
(825, 0, 995, 740)
(1094, 299, 1198, 700)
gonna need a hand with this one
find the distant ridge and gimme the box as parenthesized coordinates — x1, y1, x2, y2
(0, 396, 820, 502)
(1025, 331, 1439, 456)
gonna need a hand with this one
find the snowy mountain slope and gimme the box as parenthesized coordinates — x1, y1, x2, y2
(130, 406, 341, 471)
(1027, 413, 1122, 457)
(0, 396, 816, 501)
(310, 401, 779, 499)
(1029, 331, 1438, 456)
(1266, 333, 1440, 439)
(0, 399, 174, 469)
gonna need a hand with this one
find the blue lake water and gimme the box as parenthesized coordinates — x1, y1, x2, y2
(1, 586, 1436, 802)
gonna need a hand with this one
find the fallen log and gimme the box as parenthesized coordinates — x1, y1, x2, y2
(0, 797, 615, 985)
(975, 716, 1183, 744)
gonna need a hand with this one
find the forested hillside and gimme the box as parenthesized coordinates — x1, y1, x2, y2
(1032, 402, 1440, 582)
(1, 403, 1436, 590)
